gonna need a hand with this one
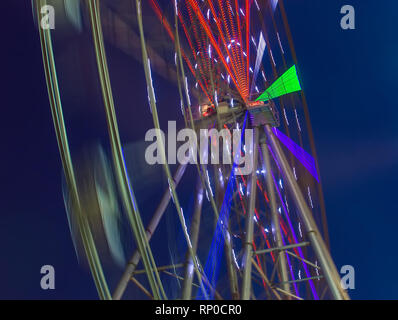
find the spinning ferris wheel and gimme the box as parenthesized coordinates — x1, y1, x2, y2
(34, 0, 349, 300)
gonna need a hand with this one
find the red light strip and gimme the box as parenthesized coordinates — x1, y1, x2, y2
(186, 0, 246, 101)
(221, 0, 247, 95)
(207, 0, 241, 85)
(148, 0, 212, 103)
(245, 0, 251, 97)
(186, 3, 212, 92)
(234, 0, 244, 78)
(178, 13, 214, 98)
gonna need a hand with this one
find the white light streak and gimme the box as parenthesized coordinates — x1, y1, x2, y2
(261, 70, 267, 83)
(298, 222, 303, 238)
(293, 167, 297, 180)
(283, 108, 289, 126)
(251, 36, 257, 47)
(307, 186, 314, 208)
(180, 207, 193, 249)
(206, 170, 214, 197)
(184, 76, 191, 106)
(294, 108, 302, 132)
(277, 32, 285, 54)
(254, 0, 260, 11)
(269, 49, 276, 66)
(284, 195, 289, 213)
(232, 249, 240, 270)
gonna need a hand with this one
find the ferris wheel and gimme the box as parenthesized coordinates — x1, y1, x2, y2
(34, 0, 349, 300)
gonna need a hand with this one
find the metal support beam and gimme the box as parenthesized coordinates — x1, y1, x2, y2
(224, 231, 240, 299)
(264, 124, 349, 300)
(260, 139, 291, 296)
(218, 167, 240, 300)
(130, 277, 154, 299)
(280, 276, 323, 285)
(251, 258, 281, 300)
(182, 177, 204, 299)
(285, 250, 320, 270)
(275, 287, 303, 301)
(113, 164, 187, 300)
(133, 263, 184, 275)
(241, 127, 259, 300)
(254, 242, 310, 255)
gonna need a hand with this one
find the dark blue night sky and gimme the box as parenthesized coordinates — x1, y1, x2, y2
(1, 0, 398, 299)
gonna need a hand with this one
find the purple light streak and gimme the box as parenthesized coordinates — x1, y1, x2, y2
(272, 128, 319, 182)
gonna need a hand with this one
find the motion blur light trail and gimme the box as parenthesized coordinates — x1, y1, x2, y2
(34, 0, 349, 300)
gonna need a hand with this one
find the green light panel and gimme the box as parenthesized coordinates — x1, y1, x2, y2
(256, 65, 302, 102)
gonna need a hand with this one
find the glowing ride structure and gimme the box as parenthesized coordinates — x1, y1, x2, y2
(34, 0, 349, 300)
